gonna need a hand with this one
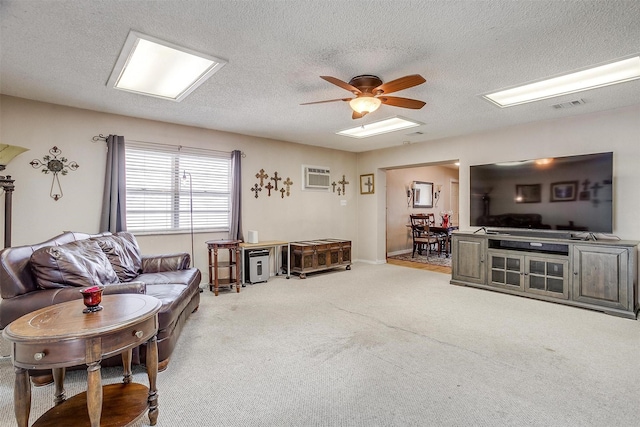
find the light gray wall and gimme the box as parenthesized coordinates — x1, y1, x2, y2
(3, 95, 639, 269)
(0, 95, 358, 276)
(356, 105, 640, 263)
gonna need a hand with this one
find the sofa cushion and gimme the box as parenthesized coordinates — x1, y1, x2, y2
(30, 240, 119, 289)
(94, 233, 142, 282)
(136, 269, 198, 286)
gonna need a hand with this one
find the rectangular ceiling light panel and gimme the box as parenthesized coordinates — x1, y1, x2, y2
(483, 56, 640, 107)
(337, 116, 422, 138)
(108, 31, 227, 101)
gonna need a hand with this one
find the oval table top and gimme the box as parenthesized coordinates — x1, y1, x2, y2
(2, 294, 161, 343)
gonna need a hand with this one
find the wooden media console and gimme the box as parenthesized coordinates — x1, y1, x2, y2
(450, 231, 639, 319)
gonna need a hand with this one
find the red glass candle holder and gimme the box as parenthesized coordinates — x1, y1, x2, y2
(80, 285, 105, 313)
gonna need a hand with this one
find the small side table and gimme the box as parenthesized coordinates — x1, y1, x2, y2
(207, 239, 242, 296)
(2, 294, 162, 427)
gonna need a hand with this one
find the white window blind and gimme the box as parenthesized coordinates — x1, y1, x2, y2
(125, 141, 231, 233)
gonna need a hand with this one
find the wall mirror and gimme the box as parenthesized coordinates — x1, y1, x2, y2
(413, 181, 433, 208)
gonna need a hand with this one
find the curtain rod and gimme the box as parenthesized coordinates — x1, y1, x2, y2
(92, 135, 245, 157)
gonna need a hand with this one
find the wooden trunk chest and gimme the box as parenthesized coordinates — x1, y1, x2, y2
(287, 239, 351, 279)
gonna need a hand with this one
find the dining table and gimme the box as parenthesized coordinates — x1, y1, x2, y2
(428, 225, 459, 257)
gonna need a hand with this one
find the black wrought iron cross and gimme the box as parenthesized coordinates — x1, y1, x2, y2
(271, 171, 282, 190)
(265, 181, 274, 196)
(338, 175, 349, 195)
(29, 146, 79, 201)
(250, 183, 262, 198)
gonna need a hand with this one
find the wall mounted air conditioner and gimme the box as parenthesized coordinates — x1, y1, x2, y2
(302, 165, 331, 190)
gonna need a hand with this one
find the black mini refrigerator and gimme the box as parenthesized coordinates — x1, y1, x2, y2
(245, 249, 270, 284)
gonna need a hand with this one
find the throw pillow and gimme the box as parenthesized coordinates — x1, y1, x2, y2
(94, 233, 142, 282)
(31, 239, 119, 289)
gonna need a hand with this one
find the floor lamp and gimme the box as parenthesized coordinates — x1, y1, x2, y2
(182, 170, 194, 267)
(1, 144, 29, 248)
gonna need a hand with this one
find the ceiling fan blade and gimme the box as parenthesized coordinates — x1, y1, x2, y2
(374, 74, 426, 94)
(300, 98, 351, 105)
(321, 76, 362, 94)
(379, 96, 426, 109)
(352, 111, 365, 120)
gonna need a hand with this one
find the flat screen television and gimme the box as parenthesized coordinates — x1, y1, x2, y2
(470, 152, 613, 235)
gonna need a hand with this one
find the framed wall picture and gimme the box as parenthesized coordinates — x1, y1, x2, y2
(550, 181, 578, 202)
(413, 181, 433, 208)
(360, 174, 375, 194)
(515, 184, 541, 203)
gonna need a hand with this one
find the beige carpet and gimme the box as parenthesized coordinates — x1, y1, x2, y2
(1, 263, 638, 426)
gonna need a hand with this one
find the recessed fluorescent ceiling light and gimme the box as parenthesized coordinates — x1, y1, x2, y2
(107, 31, 227, 101)
(337, 117, 422, 138)
(483, 55, 640, 107)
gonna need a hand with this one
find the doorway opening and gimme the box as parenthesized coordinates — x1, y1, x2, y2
(384, 161, 459, 269)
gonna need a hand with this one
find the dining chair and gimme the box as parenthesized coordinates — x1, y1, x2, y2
(426, 213, 436, 226)
(410, 214, 440, 257)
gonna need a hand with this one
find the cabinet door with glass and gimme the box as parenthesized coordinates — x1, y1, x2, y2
(524, 256, 569, 299)
(487, 251, 524, 291)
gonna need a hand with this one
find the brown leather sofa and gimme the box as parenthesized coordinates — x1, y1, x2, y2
(0, 231, 201, 371)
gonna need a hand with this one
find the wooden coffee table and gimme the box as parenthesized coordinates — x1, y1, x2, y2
(2, 294, 162, 427)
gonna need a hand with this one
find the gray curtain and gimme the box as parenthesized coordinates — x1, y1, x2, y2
(100, 135, 127, 233)
(229, 150, 243, 241)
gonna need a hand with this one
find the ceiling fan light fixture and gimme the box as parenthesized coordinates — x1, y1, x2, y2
(349, 96, 382, 114)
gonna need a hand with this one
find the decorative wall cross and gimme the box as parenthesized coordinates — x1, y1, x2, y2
(250, 183, 261, 198)
(280, 188, 286, 199)
(581, 179, 591, 192)
(591, 182, 602, 197)
(29, 146, 79, 201)
(363, 176, 373, 193)
(265, 181, 274, 196)
(338, 175, 349, 195)
(331, 182, 337, 193)
(271, 171, 282, 190)
(283, 177, 293, 196)
(255, 169, 269, 187)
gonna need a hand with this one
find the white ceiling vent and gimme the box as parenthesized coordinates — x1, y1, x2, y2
(552, 99, 586, 109)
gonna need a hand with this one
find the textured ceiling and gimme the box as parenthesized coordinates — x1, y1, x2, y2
(1, 1, 639, 153)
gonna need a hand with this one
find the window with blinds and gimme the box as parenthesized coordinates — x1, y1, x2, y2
(125, 141, 231, 233)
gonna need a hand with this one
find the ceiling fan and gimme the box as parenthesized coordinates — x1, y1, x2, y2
(301, 74, 426, 119)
